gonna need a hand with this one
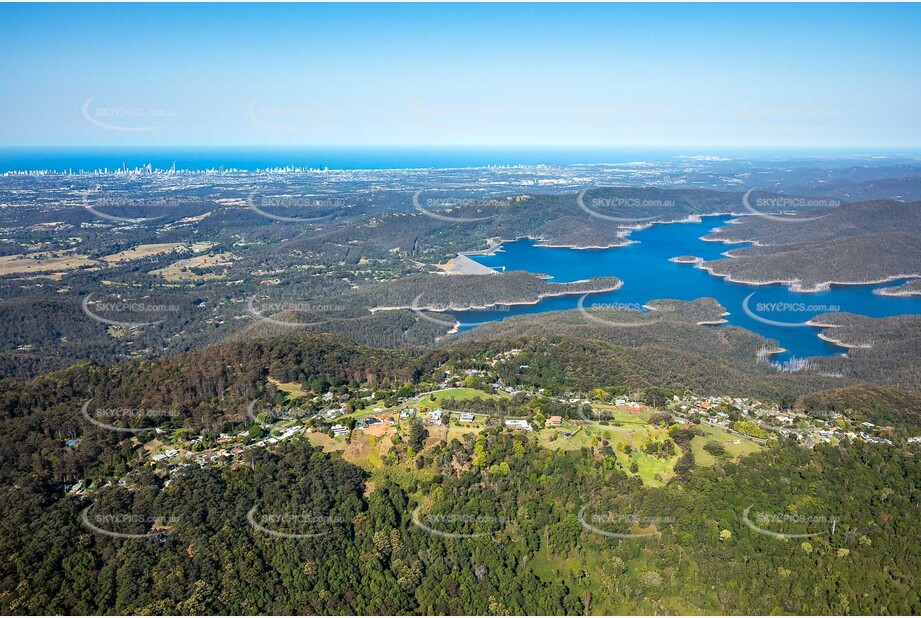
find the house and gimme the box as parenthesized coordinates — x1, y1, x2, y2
(65, 439, 80, 448)
(331, 424, 349, 437)
(365, 417, 382, 426)
(459, 412, 475, 423)
(547, 415, 563, 426)
(505, 419, 532, 431)
(429, 409, 443, 425)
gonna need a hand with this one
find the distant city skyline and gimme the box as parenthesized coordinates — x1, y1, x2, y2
(1, 3, 919, 148)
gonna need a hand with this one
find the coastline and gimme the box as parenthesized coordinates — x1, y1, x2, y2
(670, 255, 704, 265)
(815, 331, 872, 350)
(805, 320, 873, 350)
(873, 280, 921, 297)
(696, 311, 731, 326)
(697, 263, 921, 294)
(457, 211, 751, 256)
(369, 279, 623, 314)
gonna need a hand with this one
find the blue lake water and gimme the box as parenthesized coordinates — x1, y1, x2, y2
(454, 215, 921, 363)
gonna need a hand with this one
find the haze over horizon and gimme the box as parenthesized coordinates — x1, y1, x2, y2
(1, 3, 919, 150)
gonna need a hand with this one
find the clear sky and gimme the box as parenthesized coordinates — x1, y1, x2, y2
(0, 3, 918, 148)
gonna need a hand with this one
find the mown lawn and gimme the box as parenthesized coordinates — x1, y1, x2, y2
(691, 424, 763, 466)
(416, 387, 510, 408)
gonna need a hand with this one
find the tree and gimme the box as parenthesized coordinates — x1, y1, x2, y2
(408, 421, 428, 451)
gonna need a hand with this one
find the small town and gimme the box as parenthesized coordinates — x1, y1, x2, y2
(65, 354, 907, 498)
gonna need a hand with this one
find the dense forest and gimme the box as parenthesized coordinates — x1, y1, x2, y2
(0, 328, 919, 614)
(2, 429, 919, 614)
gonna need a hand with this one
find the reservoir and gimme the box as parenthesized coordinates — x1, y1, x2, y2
(453, 215, 921, 364)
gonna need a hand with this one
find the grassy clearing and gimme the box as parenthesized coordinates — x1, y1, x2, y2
(303, 431, 347, 453)
(691, 424, 763, 466)
(149, 252, 234, 281)
(416, 387, 509, 408)
(101, 243, 184, 264)
(267, 378, 308, 399)
(539, 419, 679, 486)
(0, 250, 96, 276)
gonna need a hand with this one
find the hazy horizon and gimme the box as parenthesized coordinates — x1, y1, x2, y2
(1, 3, 919, 149)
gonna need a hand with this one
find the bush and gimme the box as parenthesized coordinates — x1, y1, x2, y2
(703, 440, 727, 456)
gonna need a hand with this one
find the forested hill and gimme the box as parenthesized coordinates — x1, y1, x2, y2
(2, 427, 920, 614)
(1, 325, 921, 614)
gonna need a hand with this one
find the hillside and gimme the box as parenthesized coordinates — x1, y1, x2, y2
(701, 233, 921, 291)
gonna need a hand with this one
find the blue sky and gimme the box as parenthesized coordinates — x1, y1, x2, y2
(0, 3, 918, 148)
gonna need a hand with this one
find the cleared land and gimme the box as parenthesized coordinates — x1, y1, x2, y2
(417, 387, 511, 408)
(150, 251, 234, 281)
(101, 243, 185, 264)
(0, 250, 97, 276)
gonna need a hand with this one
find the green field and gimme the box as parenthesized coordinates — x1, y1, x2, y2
(415, 387, 509, 408)
(690, 424, 764, 466)
(537, 415, 763, 487)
